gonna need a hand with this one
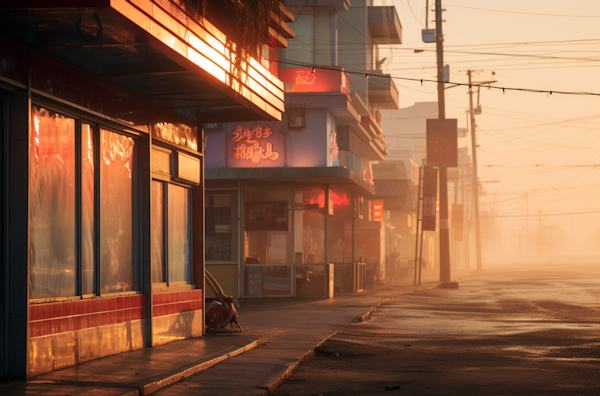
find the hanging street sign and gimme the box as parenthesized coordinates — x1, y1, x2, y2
(426, 119, 458, 167)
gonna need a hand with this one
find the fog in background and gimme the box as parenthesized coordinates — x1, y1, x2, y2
(374, 0, 600, 265)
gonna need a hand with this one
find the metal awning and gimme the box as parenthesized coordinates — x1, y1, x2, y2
(374, 179, 416, 210)
(0, 0, 285, 123)
(206, 166, 377, 197)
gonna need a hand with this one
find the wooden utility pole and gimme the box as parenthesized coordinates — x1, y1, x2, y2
(435, 0, 452, 282)
(467, 70, 483, 270)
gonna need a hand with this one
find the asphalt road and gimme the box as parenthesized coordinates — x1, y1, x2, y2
(272, 263, 600, 396)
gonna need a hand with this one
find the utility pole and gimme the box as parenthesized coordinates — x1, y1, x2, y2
(435, 0, 452, 284)
(467, 70, 483, 271)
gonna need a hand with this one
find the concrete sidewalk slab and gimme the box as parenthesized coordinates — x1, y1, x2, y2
(1, 335, 262, 396)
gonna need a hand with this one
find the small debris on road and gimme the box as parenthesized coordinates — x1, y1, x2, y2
(385, 385, 402, 390)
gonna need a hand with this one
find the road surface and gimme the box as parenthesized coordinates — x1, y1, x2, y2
(272, 263, 600, 396)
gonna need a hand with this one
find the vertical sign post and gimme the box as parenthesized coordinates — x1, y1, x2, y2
(422, 167, 439, 232)
(427, 118, 457, 283)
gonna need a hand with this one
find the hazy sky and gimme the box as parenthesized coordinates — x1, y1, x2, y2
(374, 0, 600, 257)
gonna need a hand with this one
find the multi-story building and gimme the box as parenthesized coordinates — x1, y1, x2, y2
(0, 0, 292, 378)
(203, 0, 403, 298)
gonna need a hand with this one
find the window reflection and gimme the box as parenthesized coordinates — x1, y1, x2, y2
(328, 189, 353, 264)
(29, 107, 76, 299)
(151, 181, 165, 283)
(82, 124, 95, 294)
(100, 129, 134, 293)
(244, 187, 291, 265)
(294, 187, 325, 265)
(168, 184, 190, 282)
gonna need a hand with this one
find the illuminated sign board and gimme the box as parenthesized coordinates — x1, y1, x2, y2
(278, 67, 351, 94)
(426, 119, 458, 167)
(226, 121, 284, 168)
(373, 200, 384, 222)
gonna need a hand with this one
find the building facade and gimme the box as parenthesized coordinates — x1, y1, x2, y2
(0, 0, 291, 378)
(204, 0, 404, 298)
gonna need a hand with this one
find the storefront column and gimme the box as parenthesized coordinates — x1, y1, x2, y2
(141, 135, 153, 346)
(7, 90, 30, 378)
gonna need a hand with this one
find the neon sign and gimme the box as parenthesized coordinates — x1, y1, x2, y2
(373, 200, 384, 221)
(332, 192, 350, 206)
(231, 125, 280, 164)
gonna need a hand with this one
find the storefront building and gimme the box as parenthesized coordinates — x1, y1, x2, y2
(203, 0, 403, 299)
(204, 69, 391, 298)
(1, 0, 291, 378)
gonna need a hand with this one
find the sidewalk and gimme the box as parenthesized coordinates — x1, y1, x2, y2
(1, 276, 446, 396)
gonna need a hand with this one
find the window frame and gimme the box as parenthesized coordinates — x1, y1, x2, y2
(29, 99, 142, 303)
(151, 145, 195, 291)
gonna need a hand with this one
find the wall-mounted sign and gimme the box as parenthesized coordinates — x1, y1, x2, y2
(426, 119, 458, 167)
(278, 67, 351, 94)
(204, 123, 223, 132)
(373, 200, 384, 222)
(227, 121, 285, 168)
(330, 131, 339, 161)
(231, 125, 279, 163)
(422, 167, 438, 231)
(245, 201, 289, 231)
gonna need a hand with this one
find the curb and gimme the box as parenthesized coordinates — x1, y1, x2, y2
(242, 332, 339, 396)
(138, 337, 264, 395)
(245, 283, 440, 395)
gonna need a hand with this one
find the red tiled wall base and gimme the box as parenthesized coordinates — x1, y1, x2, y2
(152, 289, 203, 318)
(29, 295, 146, 338)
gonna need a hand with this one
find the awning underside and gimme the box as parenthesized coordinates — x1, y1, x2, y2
(0, 7, 278, 123)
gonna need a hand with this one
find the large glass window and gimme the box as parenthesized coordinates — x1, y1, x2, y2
(81, 124, 95, 295)
(100, 129, 134, 293)
(293, 186, 325, 265)
(29, 106, 139, 300)
(168, 184, 190, 282)
(206, 191, 238, 262)
(327, 189, 353, 264)
(244, 186, 291, 265)
(29, 107, 76, 299)
(151, 181, 165, 283)
(152, 180, 192, 285)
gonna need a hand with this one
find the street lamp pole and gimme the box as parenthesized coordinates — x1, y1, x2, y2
(435, 0, 452, 282)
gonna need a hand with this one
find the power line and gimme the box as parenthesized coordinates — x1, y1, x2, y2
(267, 59, 600, 96)
(444, 3, 600, 18)
(480, 210, 600, 218)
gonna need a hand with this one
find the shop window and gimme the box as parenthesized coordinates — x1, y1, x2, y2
(244, 187, 291, 265)
(29, 106, 139, 300)
(81, 124, 95, 295)
(294, 186, 325, 265)
(29, 107, 76, 299)
(151, 180, 192, 285)
(206, 191, 238, 262)
(245, 266, 292, 297)
(100, 129, 135, 293)
(151, 181, 165, 283)
(327, 189, 353, 264)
